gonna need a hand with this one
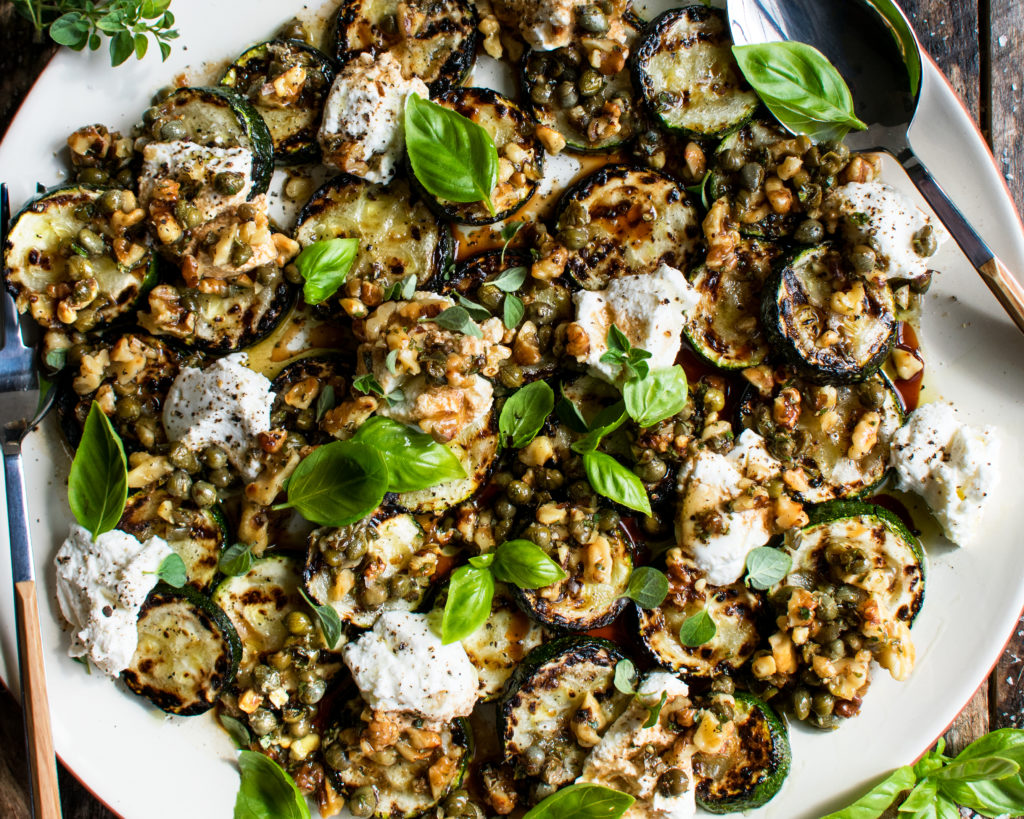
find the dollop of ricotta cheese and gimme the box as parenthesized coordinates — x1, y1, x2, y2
(827, 182, 948, 282)
(573, 263, 699, 384)
(54, 524, 172, 677)
(889, 402, 999, 546)
(162, 352, 275, 480)
(318, 51, 429, 184)
(676, 430, 782, 585)
(343, 610, 478, 722)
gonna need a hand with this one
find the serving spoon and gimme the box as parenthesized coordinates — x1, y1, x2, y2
(726, 0, 1024, 334)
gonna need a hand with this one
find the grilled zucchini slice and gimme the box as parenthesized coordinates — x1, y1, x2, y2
(737, 372, 905, 503)
(425, 88, 543, 225)
(323, 694, 472, 819)
(270, 355, 352, 442)
(500, 636, 631, 787)
(633, 6, 758, 138)
(122, 584, 241, 716)
(555, 164, 701, 291)
(118, 490, 228, 592)
(304, 510, 440, 628)
(695, 692, 791, 814)
(638, 550, 762, 678)
(513, 502, 634, 631)
(145, 86, 274, 195)
(295, 174, 452, 308)
(333, 0, 477, 92)
(220, 39, 335, 164)
(4, 185, 156, 331)
(763, 245, 897, 383)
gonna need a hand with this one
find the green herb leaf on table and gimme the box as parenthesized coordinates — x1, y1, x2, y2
(642, 690, 668, 729)
(432, 305, 484, 338)
(622, 367, 688, 428)
(405, 93, 499, 215)
(272, 441, 388, 527)
(732, 42, 868, 142)
(234, 749, 310, 819)
(219, 543, 255, 577)
(492, 265, 528, 292)
(499, 380, 555, 449)
(678, 609, 716, 647)
(294, 237, 359, 305)
(613, 658, 638, 695)
(441, 564, 495, 644)
(491, 539, 567, 588)
(522, 783, 634, 819)
(299, 589, 343, 649)
(155, 552, 187, 588)
(68, 401, 128, 540)
(352, 416, 466, 492)
(621, 566, 669, 609)
(219, 713, 251, 749)
(503, 293, 525, 329)
(744, 547, 793, 591)
(582, 451, 652, 516)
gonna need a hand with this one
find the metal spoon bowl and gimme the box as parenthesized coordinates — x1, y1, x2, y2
(727, 0, 1024, 333)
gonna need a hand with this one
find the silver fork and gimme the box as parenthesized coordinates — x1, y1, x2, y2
(1, 183, 62, 819)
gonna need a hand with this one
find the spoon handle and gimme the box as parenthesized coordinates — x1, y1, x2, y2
(900, 151, 1024, 335)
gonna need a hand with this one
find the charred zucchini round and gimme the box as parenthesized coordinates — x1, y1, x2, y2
(270, 355, 351, 442)
(220, 39, 335, 164)
(633, 7, 759, 138)
(500, 635, 631, 787)
(122, 583, 241, 716)
(4, 185, 157, 331)
(334, 0, 477, 93)
(762, 245, 897, 383)
(555, 164, 701, 291)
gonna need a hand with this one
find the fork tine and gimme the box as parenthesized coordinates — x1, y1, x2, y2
(0, 184, 27, 352)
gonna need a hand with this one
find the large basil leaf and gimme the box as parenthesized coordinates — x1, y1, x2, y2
(273, 441, 387, 526)
(622, 367, 688, 428)
(582, 451, 652, 516)
(234, 750, 310, 819)
(491, 539, 567, 588)
(68, 401, 128, 540)
(820, 766, 916, 819)
(522, 783, 634, 819)
(295, 238, 359, 305)
(499, 381, 554, 449)
(441, 564, 495, 644)
(405, 93, 499, 215)
(353, 417, 466, 492)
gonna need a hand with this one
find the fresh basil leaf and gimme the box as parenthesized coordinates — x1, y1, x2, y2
(949, 729, 1024, 767)
(457, 295, 492, 321)
(432, 305, 483, 338)
(499, 381, 554, 449)
(913, 749, 948, 780)
(897, 779, 937, 814)
(234, 749, 310, 819)
(299, 588, 343, 649)
(491, 539, 568, 589)
(582, 451, 652, 516)
(69, 401, 128, 540)
(932, 755, 1020, 783)
(678, 609, 716, 647)
(928, 793, 964, 819)
(613, 658, 637, 695)
(606, 324, 630, 355)
(405, 93, 499, 215)
(492, 265, 528, 292)
(622, 567, 669, 609)
(273, 441, 388, 526)
(352, 416, 466, 492)
(622, 367, 688, 428)
(469, 553, 495, 569)
(295, 238, 359, 305)
(522, 783, 634, 819)
(220, 714, 251, 749)
(155, 552, 187, 588)
(556, 382, 589, 433)
(939, 775, 1024, 817)
(642, 690, 668, 729)
(219, 543, 254, 577)
(819, 765, 916, 819)
(571, 407, 627, 456)
(315, 384, 336, 422)
(744, 547, 793, 591)
(441, 564, 495, 644)
(732, 42, 867, 142)
(503, 293, 525, 329)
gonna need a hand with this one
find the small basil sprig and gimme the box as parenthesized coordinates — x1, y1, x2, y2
(219, 543, 254, 577)
(68, 401, 128, 541)
(154, 552, 187, 588)
(234, 749, 310, 819)
(383, 274, 417, 302)
(679, 608, 716, 647)
(503, 294, 525, 329)
(273, 441, 388, 527)
(294, 238, 359, 305)
(432, 305, 484, 338)
(441, 540, 567, 644)
(522, 783, 634, 819)
(571, 412, 652, 516)
(352, 374, 403, 406)
(732, 41, 867, 142)
(299, 589, 343, 649)
(642, 690, 668, 729)
(744, 547, 792, 590)
(620, 566, 669, 609)
(405, 93, 499, 215)
(353, 416, 466, 492)
(457, 295, 492, 321)
(499, 381, 554, 449)
(600, 325, 652, 382)
(622, 367, 688, 428)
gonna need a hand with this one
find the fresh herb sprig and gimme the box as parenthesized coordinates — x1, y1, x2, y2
(68, 401, 127, 540)
(499, 380, 554, 449)
(294, 238, 359, 305)
(600, 325, 652, 382)
(679, 608, 717, 647)
(234, 750, 310, 819)
(14, 0, 179, 66)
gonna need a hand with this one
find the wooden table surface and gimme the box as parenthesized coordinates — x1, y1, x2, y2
(1, 0, 1022, 815)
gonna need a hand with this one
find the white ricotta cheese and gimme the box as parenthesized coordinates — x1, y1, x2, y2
(54, 524, 172, 677)
(139, 140, 255, 223)
(343, 610, 478, 722)
(318, 51, 429, 184)
(828, 182, 948, 282)
(573, 263, 699, 384)
(162, 352, 275, 480)
(889, 402, 999, 546)
(677, 430, 782, 585)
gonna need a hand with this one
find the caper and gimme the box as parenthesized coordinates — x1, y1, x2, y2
(597, 508, 620, 532)
(794, 218, 825, 245)
(166, 469, 192, 499)
(845, 632, 864, 652)
(536, 468, 564, 490)
(827, 638, 846, 660)
(70, 281, 95, 306)
(323, 547, 346, 567)
(115, 395, 142, 421)
(529, 301, 556, 325)
(568, 516, 594, 544)
(174, 200, 203, 229)
(557, 81, 579, 109)
(142, 105, 162, 124)
(191, 481, 217, 508)
(529, 524, 552, 548)
(719, 147, 745, 173)
(559, 225, 590, 251)
(578, 4, 609, 33)
(703, 387, 726, 414)
(634, 455, 667, 484)
(349, 787, 377, 818)
(578, 69, 604, 98)
(530, 82, 554, 106)
(360, 581, 388, 608)
(710, 697, 735, 723)
(209, 468, 235, 489)
(231, 240, 254, 268)
(238, 203, 258, 221)
(810, 712, 838, 730)
(203, 445, 228, 469)
(345, 537, 368, 562)
(324, 742, 347, 771)
(477, 283, 503, 311)
(495, 497, 517, 519)
(912, 224, 938, 257)
(253, 665, 281, 692)
(77, 228, 106, 256)
(656, 768, 688, 797)
(817, 592, 839, 621)
(248, 708, 277, 737)
(300, 678, 326, 705)
(296, 408, 315, 431)
(850, 244, 877, 274)
(65, 255, 93, 282)
(286, 610, 315, 636)
(391, 574, 416, 601)
(507, 480, 534, 505)
(159, 119, 188, 142)
(711, 675, 735, 694)
(444, 790, 470, 815)
(498, 361, 525, 389)
(739, 162, 765, 192)
(812, 692, 835, 717)
(279, 18, 311, 42)
(215, 171, 246, 195)
(791, 687, 812, 721)
(77, 167, 109, 186)
(523, 744, 546, 774)
(568, 479, 596, 504)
